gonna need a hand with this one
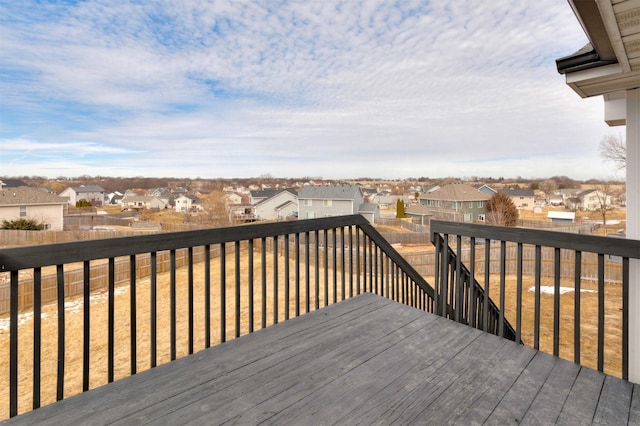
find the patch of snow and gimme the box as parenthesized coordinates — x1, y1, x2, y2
(528, 286, 596, 295)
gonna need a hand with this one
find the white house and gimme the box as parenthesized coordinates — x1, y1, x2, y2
(253, 189, 298, 220)
(59, 185, 106, 206)
(557, 0, 640, 382)
(0, 186, 66, 230)
(121, 196, 167, 211)
(174, 195, 202, 213)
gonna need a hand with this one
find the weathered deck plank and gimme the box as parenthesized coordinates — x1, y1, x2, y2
(3, 293, 638, 425)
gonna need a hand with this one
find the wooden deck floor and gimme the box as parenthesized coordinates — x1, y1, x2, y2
(4, 293, 639, 425)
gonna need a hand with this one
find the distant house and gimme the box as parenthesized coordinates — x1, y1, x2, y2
(475, 184, 497, 196)
(121, 196, 167, 211)
(254, 189, 298, 221)
(298, 184, 378, 224)
(547, 194, 564, 206)
(577, 189, 612, 211)
(0, 186, 67, 230)
(174, 195, 202, 213)
(59, 185, 106, 206)
(249, 189, 280, 205)
(415, 183, 490, 223)
(502, 188, 535, 211)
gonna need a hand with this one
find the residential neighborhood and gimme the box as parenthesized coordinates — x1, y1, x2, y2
(0, 176, 627, 235)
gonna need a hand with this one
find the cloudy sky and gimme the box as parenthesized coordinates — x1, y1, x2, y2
(0, 1, 624, 180)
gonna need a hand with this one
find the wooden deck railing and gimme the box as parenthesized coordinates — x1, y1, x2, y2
(0, 215, 434, 419)
(430, 220, 640, 380)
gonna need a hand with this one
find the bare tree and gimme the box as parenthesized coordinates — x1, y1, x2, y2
(599, 134, 626, 170)
(486, 192, 518, 226)
(593, 182, 614, 227)
(538, 179, 558, 196)
(201, 190, 231, 227)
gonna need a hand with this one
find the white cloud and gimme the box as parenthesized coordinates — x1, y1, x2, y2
(0, 0, 619, 180)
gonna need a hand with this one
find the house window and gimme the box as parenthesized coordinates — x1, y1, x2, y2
(323, 200, 332, 207)
(303, 199, 312, 206)
(19, 206, 27, 217)
(478, 214, 485, 222)
(43, 223, 52, 230)
(306, 211, 316, 219)
(477, 201, 483, 208)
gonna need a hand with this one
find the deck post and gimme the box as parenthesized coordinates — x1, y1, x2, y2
(627, 88, 639, 384)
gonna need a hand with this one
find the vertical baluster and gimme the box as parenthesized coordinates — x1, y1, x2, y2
(622, 257, 629, 380)
(553, 247, 561, 356)
(273, 236, 279, 323)
(130, 255, 138, 372)
(10, 270, 18, 417)
(323, 230, 329, 305)
(305, 232, 310, 312)
(315, 230, 320, 309)
(261, 237, 267, 328)
(340, 227, 346, 300)
(235, 241, 241, 337)
(499, 240, 506, 338)
(188, 248, 194, 354)
(34, 267, 43, 406)
(385, 256, 390, 299)
(107, 258, 114, 383)
(433, 235, 441, 316)
(57, 264, 66, 398)
(295, 233, 301, 316)
(374, 244, 379, 296)
(516, 243, 523, 343)
(348, 226, 353, 298)
(170, 250, 176, 360)
(534, 245, 541, 350)
(469, 238, 476, 328)
(221, 243, 226, 343)
(333, 230, 337, 303)
(455, 236, 462, 323)
(482, 239, 489, 331)
(248, 239, 254, 332)
(150, 251, 157, 367)
(597, 253, 605, 372)
(362, 234, 368, 293)
(204, 245, 211, 348)
(573, 250, 581, 365)
(284, 235, 290, 319)
(355, 228, 360, 295)
(369, 238, 374, 294)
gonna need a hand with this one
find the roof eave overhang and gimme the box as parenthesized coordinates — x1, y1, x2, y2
(557, 0, 639, 100)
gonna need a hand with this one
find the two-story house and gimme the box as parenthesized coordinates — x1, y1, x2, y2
(59, 185, 106, 206)
(298, 184, 378, 224)
(412, 183, 490, 223)
(503, 188, 535, 211)
(253, 189, 298, 221)
(0, 186, 67, 230)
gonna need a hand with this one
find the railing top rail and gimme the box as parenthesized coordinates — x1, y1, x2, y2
(0, 215, 370, 271)
(430, 220, 640, 259)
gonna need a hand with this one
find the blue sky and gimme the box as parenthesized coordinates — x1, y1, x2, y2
(0, 0, 622, 180)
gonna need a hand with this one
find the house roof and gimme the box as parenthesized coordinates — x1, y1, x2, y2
(358, 203, 378, 213)
(298, 185, 362, 200)
(502, 188, 535, 197)
(420, 183, 491, 202)
(0, 179, 28, 188)
(71, 185, 105, 193)
(0, 186, 67, 206)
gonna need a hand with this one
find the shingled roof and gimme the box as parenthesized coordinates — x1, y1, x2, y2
(0, 186, 67, 206)
(298, 184, 362, 200)
(421, 183, 490, 202)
